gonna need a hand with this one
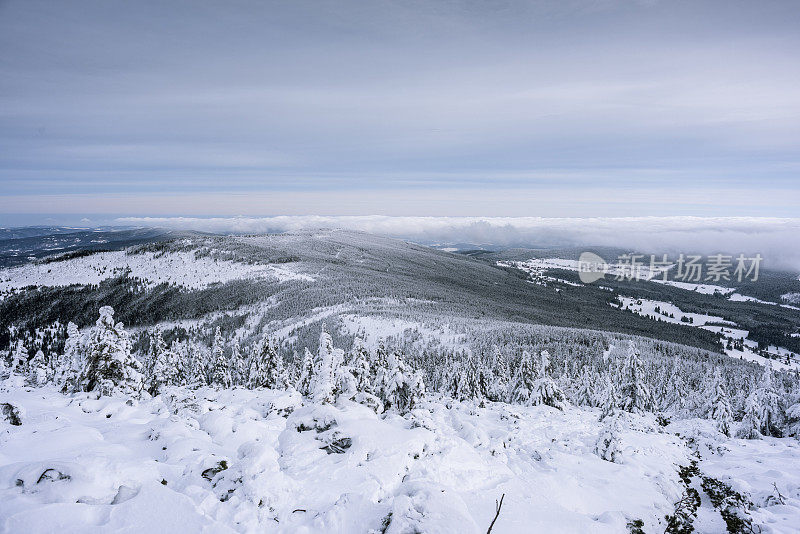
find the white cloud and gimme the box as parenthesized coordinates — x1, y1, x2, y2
(116, 215, 800, 271)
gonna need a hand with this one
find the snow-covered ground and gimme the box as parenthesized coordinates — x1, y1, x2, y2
(729, 293, 800, 311)
(0, 250, 313, 293)
(614, 297, 734, 328)
(613, 297, 800, 370)
(3, 383, 799, 533)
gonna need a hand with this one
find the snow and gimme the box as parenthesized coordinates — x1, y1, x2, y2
(651, 280, 736, 295)
(614, 297, 734, 327)
(338, 314, 469, 351)
(729, 293, 800, 311)
(613, 297, 800, 370)
(0, 251, 313, 293)
(0, 382, 727, 534)
(669, 419, 800, 534)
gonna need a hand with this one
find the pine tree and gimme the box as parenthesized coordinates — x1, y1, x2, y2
(230, 340, 246, 387)
(489, 345, 510, 402)
(528, 351, 567, 410)
(210, 327, 232, 388)
(81, 306, 144, 397)
(57, 322, 84, 393)
(150, 329, 182, 395)
(664, 356, 687, 414)
(574, 367, 595, 407)
(512, 351, 538, 405)
(248, 335, 287, 389)
(757, 366, 783, 437)
(618, 342, 654, 414)
(348, 337, 373, 394)
(28, 349, 48, 386)
(10, 340, 28, 373)
(595, 417, 622, 463)
(295, 347, 315, 395)
(375, 350, 424, 413)
(309, 325, 344, 404)
(708, 368, 733, 436)
(598, 371, 620, 420)
(737, 390, 762, 439)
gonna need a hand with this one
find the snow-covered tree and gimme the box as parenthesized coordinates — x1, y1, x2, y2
(618, 342, 654, 414)
(348, 337, 373, 394)
(248, 335, 287, 390)
(757, 366, 784, 437)
(295, 347, 315, 396)
(210, 327, 232, 388)
(58, 322, 84, 393)
(528, 350, 567, 410)
(708, 368, 733, 436)
(511, 350, 538, 405)
(375, 350, 424, 413)
(598, 371, 620, 421)
(664, 357, 687, 414)
(595, 417, 623, 463)
(230, 340, 247, 387)
(28, 349, 48, 386)
(10, 340, 28, 373)
(489, 345, 510, 402)
(309, 326, 344, 404)
(149, 330, 183, 395)
(574, 367, 596, 407)
(450, 353, 488, 402)
(737, 389, 762, 439)
(81, 306, 144, 397)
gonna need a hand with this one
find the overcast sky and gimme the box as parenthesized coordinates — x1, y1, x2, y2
(1, 0, 799, 221)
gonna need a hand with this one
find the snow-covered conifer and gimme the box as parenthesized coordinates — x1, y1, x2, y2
(618, 342, 654, 414)
(348, 337, 373, 394)
(528, 350, 567, 410)
(708, 368, 733, 436)
(309, 326, 344, 404)
(248, 335, 287, 390)
(28, 350, 48, 386)
(230, 340, 246, 386)
(210, 327, 232, 388)
(82, 306, 144, 397)
(10, 340, 28, 373)
(511, 350, 538, 404)
(296, 347, 315, 396)
(376, 350, 424, 413)
(595, 417, 622, 463)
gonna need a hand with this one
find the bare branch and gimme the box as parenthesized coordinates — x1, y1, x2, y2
(486, 493, 505, 534)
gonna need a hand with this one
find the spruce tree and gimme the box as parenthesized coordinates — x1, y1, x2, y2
(618, 342, 654, 414)
(81, 306, 144, 397)
(59, 322, 84, 393)
(296, 347, 315, 396)
(375, 350, 424, 413)
(528, 351, 567, 410)
(709, 368, 733, 436)
(512, 351, 538, 405)
(309, 326, 343, 404)
(10, 340, 28, 373)
(348, 337, 373, 394)
(28, 349, 48, 386)
(210, 327, 232, 388)
(230, 340, 246, 387)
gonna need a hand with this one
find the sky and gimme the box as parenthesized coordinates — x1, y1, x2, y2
(1, 0, 800, 221)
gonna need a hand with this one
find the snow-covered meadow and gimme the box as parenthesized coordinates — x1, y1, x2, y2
(5, 381, 800, 534)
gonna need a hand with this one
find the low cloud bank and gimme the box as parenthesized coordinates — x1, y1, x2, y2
(116, 216, 800, 271)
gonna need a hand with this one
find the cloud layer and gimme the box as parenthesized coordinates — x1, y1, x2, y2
(117, 216, 800, 271)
